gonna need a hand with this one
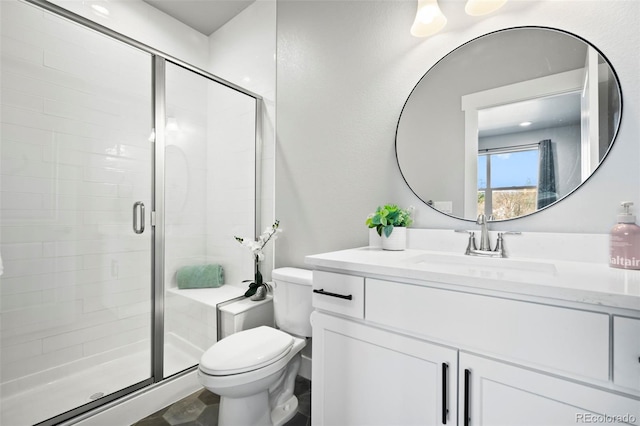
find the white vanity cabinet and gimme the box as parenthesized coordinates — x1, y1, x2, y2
(460, 353, 639, 426)
(310, 268, 640, 426)
(312, 311, 458, 425)
(614, 316, 640, 391)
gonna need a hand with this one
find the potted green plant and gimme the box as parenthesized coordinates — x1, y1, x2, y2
(366, 204, 414, 250)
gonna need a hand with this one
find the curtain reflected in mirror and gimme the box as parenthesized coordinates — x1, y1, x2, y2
(537, 139, 557, 209)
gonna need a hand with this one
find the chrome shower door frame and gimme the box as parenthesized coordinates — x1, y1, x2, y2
(16, 1, 263, 424)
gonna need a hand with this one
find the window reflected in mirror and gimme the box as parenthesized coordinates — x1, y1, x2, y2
(475, 89, 581, 220)
(477, 148, 539, 220)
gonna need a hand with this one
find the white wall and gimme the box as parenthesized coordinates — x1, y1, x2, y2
(275, 0, 640, 268)
(208, 0, 277, 281)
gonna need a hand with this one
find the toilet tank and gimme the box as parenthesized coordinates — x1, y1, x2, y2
(272, 267, 313, 337)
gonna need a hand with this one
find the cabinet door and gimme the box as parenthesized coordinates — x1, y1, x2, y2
(459, 353, 640, 426)
(614, 316, 640, 391)
(312, 312, 457, 426)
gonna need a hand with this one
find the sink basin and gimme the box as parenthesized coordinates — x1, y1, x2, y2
(404, 252, 558, 280)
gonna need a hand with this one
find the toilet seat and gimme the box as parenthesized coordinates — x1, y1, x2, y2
(200, 326, 294, 376)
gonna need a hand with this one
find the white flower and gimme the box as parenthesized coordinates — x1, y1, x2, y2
(235, 220, 281, 262)
(242, 240, 260, 251)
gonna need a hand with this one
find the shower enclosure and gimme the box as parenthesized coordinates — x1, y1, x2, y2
(0, 1, 260, 424)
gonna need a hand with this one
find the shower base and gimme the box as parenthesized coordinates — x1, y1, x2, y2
(0, 339, 198, 426)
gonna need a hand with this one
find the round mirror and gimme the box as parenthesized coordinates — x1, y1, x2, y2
(395, 27, 622, 221)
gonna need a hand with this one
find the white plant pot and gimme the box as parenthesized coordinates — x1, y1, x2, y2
(382, 227, 407, 251)
(369, 228, 382, 248)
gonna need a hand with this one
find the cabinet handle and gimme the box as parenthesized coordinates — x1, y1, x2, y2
(442, 362, 448, 424)
(313, 289, 353, 300)
(464, 368, 471, 426)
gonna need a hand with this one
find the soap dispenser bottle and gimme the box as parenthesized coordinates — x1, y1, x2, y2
(610, 201, 640, 270)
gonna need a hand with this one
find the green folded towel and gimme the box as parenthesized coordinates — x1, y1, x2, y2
(176, 264, 224, 289)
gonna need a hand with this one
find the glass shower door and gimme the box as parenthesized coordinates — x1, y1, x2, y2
(0, 2, 153, 424)
(162, 62, 257, 377)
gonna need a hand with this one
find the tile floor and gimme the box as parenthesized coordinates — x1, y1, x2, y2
(131, 376, 311, 426)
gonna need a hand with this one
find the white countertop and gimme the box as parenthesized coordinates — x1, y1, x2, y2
(305, 247, 640, 311)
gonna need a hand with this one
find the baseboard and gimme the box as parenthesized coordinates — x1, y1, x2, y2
(299, 354, 312, 381)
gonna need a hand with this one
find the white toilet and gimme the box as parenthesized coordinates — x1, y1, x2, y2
(198, 267, 313, 426)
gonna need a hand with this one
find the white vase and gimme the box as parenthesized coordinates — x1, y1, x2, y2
(369, 228, 382, 248)
(382, 227, 407, 251)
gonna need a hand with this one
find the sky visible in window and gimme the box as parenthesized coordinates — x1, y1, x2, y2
(478, 150, 539, 189)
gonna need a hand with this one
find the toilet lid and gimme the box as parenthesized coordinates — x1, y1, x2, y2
(199, 326, 294, 376)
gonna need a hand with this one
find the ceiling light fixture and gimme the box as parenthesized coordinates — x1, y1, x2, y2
(465, 0, 508, 16)
(411, 0, 447, 38)
(90, 4, 110, 16)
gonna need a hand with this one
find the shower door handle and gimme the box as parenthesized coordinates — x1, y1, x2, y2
(133, 201, 145, 234)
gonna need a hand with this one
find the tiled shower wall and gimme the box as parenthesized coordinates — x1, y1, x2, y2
(204, 82, 256, 287)
(164, 64, 255, 292)
(207, 0, 276, 279)
(1, 0, 153, 386)
(1, 0, 257, 392)
(163, 63, 256, 363)
(164, 64, 209, 290)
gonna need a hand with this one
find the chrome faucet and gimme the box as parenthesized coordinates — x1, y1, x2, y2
(455, 215, 520, 258)
(476, 214, 491, 251)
